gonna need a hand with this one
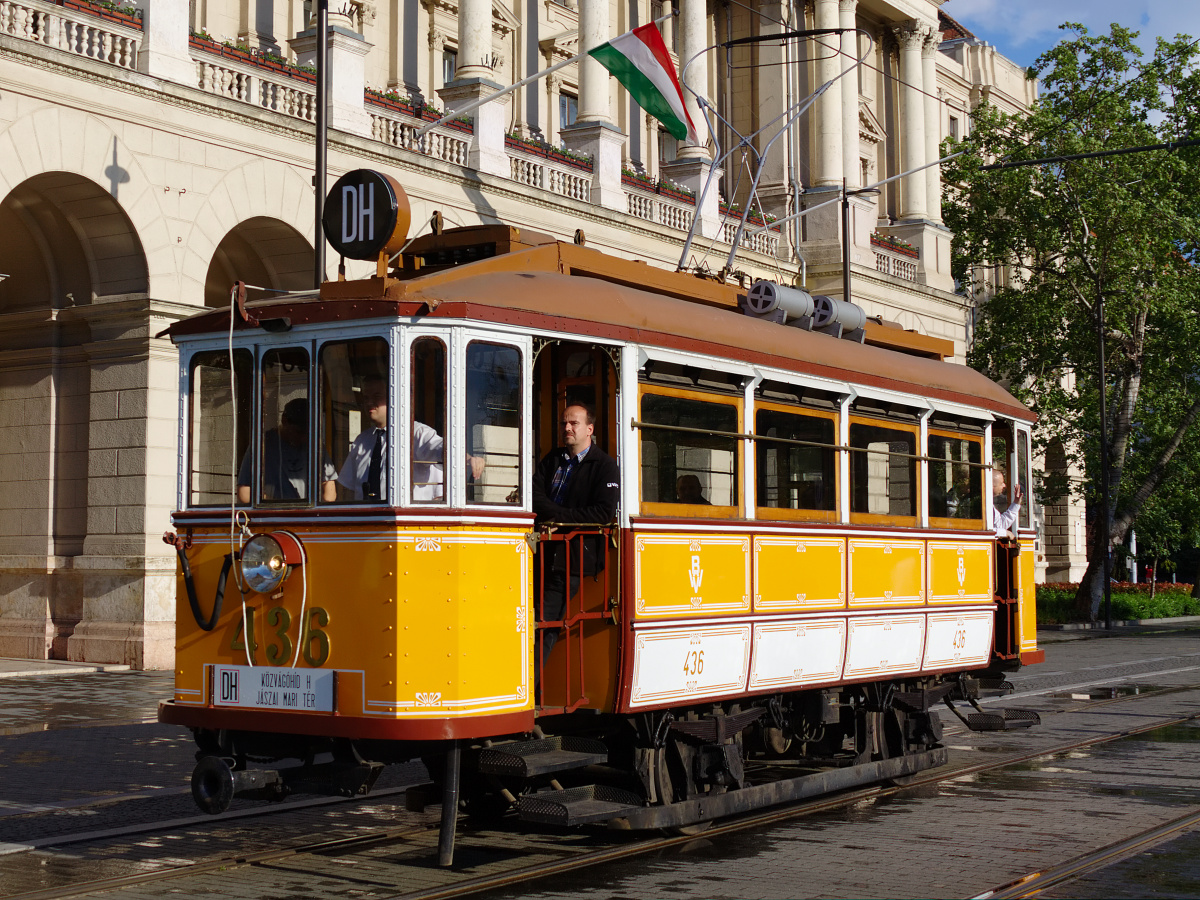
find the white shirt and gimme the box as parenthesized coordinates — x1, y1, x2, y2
(411, 421, 445, 502)
(338, 427, 387, 502)
(992, 495, 1020, 537)
(336, 422, 445, 502)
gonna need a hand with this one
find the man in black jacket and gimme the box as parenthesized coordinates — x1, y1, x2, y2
(532, 403, 620, 671)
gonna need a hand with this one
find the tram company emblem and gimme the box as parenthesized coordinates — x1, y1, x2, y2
(957, 557, 966, 588)
(689, 555, 704, 593)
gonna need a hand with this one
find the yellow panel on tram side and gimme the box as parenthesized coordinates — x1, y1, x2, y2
(926, 540, 994, 604)
(846, 539, 925, 608)
(753, 536, 846, 612)
(171, 525, 532, 719)
(1018, 544, 1039, 654)
(633, 533, 751, 618)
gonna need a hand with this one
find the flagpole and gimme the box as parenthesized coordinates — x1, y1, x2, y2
(415, 12, 676, 139)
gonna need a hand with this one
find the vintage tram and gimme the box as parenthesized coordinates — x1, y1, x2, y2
(159, 173, 1041, 862)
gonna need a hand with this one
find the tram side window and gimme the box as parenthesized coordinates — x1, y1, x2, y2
(247, 347, 331, 504)
(318, 338, 390, 504)
(411, 337, 447, 503)
(189, 349, 252, 507)
(755, 408, 836, 514)
(849, 422, 917, 519)
(640, 391, 739, 509)
(465, 341, 521, 505)
(928, 433, 983, 523)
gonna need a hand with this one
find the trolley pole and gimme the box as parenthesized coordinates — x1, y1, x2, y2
(1097, 293, 1112, 629)
(313, 0, 328, 288)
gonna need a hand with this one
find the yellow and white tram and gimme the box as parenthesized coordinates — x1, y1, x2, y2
(160, 173, 1041, 859)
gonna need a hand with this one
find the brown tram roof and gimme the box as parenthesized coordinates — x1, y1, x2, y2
(171, 240, 1032, 422)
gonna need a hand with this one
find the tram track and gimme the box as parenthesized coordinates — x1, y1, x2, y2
(8, 688, 1200, 900)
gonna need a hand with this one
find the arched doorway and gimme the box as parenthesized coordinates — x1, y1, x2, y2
(0, 171, 148, 310)
(204, 217, 314, 307)
(0, 173, 149, 660)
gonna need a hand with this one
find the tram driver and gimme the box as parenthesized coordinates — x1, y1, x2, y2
(236, 397, 337, 504)
(337, 379, 485, 502)
(532, 402, 620, 661)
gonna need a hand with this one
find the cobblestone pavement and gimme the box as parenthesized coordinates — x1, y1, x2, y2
(0, 625, 1199, 899)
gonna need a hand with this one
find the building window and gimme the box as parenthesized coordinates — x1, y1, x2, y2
(659, 129, 677, 164)
(442, 49, 457, 85)
(559, 92, 578, 132)
(948, 115, 959, 142)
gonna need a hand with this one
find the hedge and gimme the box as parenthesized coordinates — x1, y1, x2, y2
(1037, 582, 1199, 624)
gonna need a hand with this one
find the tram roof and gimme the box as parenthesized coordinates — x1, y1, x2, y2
(172, 241, 1033, 422)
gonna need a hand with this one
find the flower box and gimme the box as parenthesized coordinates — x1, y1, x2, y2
(719, 203, 780, 231)
(59, 0, 142, 29)
(189, 34, 317, 83)
(506, 135, 594, 171)
(870, 232, 919, 259)
(622, 170, 695, 204)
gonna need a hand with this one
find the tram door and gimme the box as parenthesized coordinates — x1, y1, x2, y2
(533, 343, 621, 712)
(991, 423, 1020, 661)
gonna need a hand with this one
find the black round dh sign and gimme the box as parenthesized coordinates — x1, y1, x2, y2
(322, 170, 411, 260)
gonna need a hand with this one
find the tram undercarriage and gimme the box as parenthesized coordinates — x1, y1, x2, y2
(185, 671, 1035, 856)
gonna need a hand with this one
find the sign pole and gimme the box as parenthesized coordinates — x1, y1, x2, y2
(314, 0, 328, 288)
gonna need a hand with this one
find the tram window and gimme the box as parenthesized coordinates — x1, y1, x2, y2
(188, 349, 252, 507)
(755, 408, 837, 515)
(465, 341, 521, 505)
(411, 337, 447, 503)
(849, 422, 917, 520)
(318, 338, 390, 504)
(1017, 430, 1031, 528)
(248, 347, 329, 504)
(928, 432, 983, 523)
(640, 391, 739, 509)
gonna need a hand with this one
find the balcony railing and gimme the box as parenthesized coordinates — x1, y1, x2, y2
(367, 107, 470, 168)
(873, 246, 919, 282)
(0, 0, 140, 69)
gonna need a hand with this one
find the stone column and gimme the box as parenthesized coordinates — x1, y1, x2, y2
(577, 0, 610, 124)
(676, 0, 708, 159)
(839, 0, 859, 189)
(812, 0, 842, 187)
(922, 30, 943, 223)
(562, 0, 626, 210)
(290, 23, 373, 137)
(137, 0, 195, 84)
(893, 20, 929, 220)
(455, 0, 494, 81)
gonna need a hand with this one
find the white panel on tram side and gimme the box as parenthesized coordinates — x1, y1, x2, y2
(628, 623, 751, 708)
(843, 613, 927, 679)
(748, 618, 847, 690)
(922, 608, 995, 672)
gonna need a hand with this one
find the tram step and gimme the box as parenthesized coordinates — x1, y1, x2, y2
(518, 784, 645, 826)
(977, 677, 1015, 696)
(477, 736, 610, 778)
(966, 707, 1041, 732)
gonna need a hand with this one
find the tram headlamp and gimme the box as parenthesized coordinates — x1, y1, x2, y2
(240, 532, 304, 594)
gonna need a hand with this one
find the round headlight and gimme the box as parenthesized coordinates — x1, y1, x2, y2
(241, 534, 289, 594)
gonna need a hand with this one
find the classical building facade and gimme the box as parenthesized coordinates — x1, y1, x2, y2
(0, 0, 1055, 668)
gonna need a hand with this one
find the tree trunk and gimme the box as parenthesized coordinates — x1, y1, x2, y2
(1192, 561, 1200, 599)
(1076, 543, 1107, 622)
(1150, 560, 1157, 600)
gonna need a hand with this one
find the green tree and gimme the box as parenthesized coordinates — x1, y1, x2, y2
(942, 24, 1200, 620)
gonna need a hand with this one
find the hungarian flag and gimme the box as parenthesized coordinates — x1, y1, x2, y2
(589, 23, 699, 145)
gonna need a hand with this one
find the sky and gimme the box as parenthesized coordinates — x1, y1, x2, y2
(944, 0, 1200, 68)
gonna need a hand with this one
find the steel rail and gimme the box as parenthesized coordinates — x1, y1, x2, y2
(12, 697, 1200, 900)
(977, 805, 1200, 899)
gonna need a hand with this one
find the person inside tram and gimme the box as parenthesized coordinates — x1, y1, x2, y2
(676, 473, 710, 505)
(992, 468, 1023, 538)
(236, 397, 337, 503)
(337, 379, 485, 502)
(944, 465, 980, 519)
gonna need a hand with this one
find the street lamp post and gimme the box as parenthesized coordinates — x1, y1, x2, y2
(1097, 294, 1112, 629)
(313, 0, 328, 289)
(841, 178, 880, 312)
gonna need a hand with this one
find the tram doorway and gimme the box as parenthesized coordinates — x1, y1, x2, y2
(531, 342, 621, 713)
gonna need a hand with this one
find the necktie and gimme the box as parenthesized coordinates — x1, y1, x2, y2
(366, 428, 384, 500)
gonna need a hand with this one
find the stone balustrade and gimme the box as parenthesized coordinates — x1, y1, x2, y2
(368, 108, 470, 168)
(0, 0, 140, 68)
(192, 50, 317, 123)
